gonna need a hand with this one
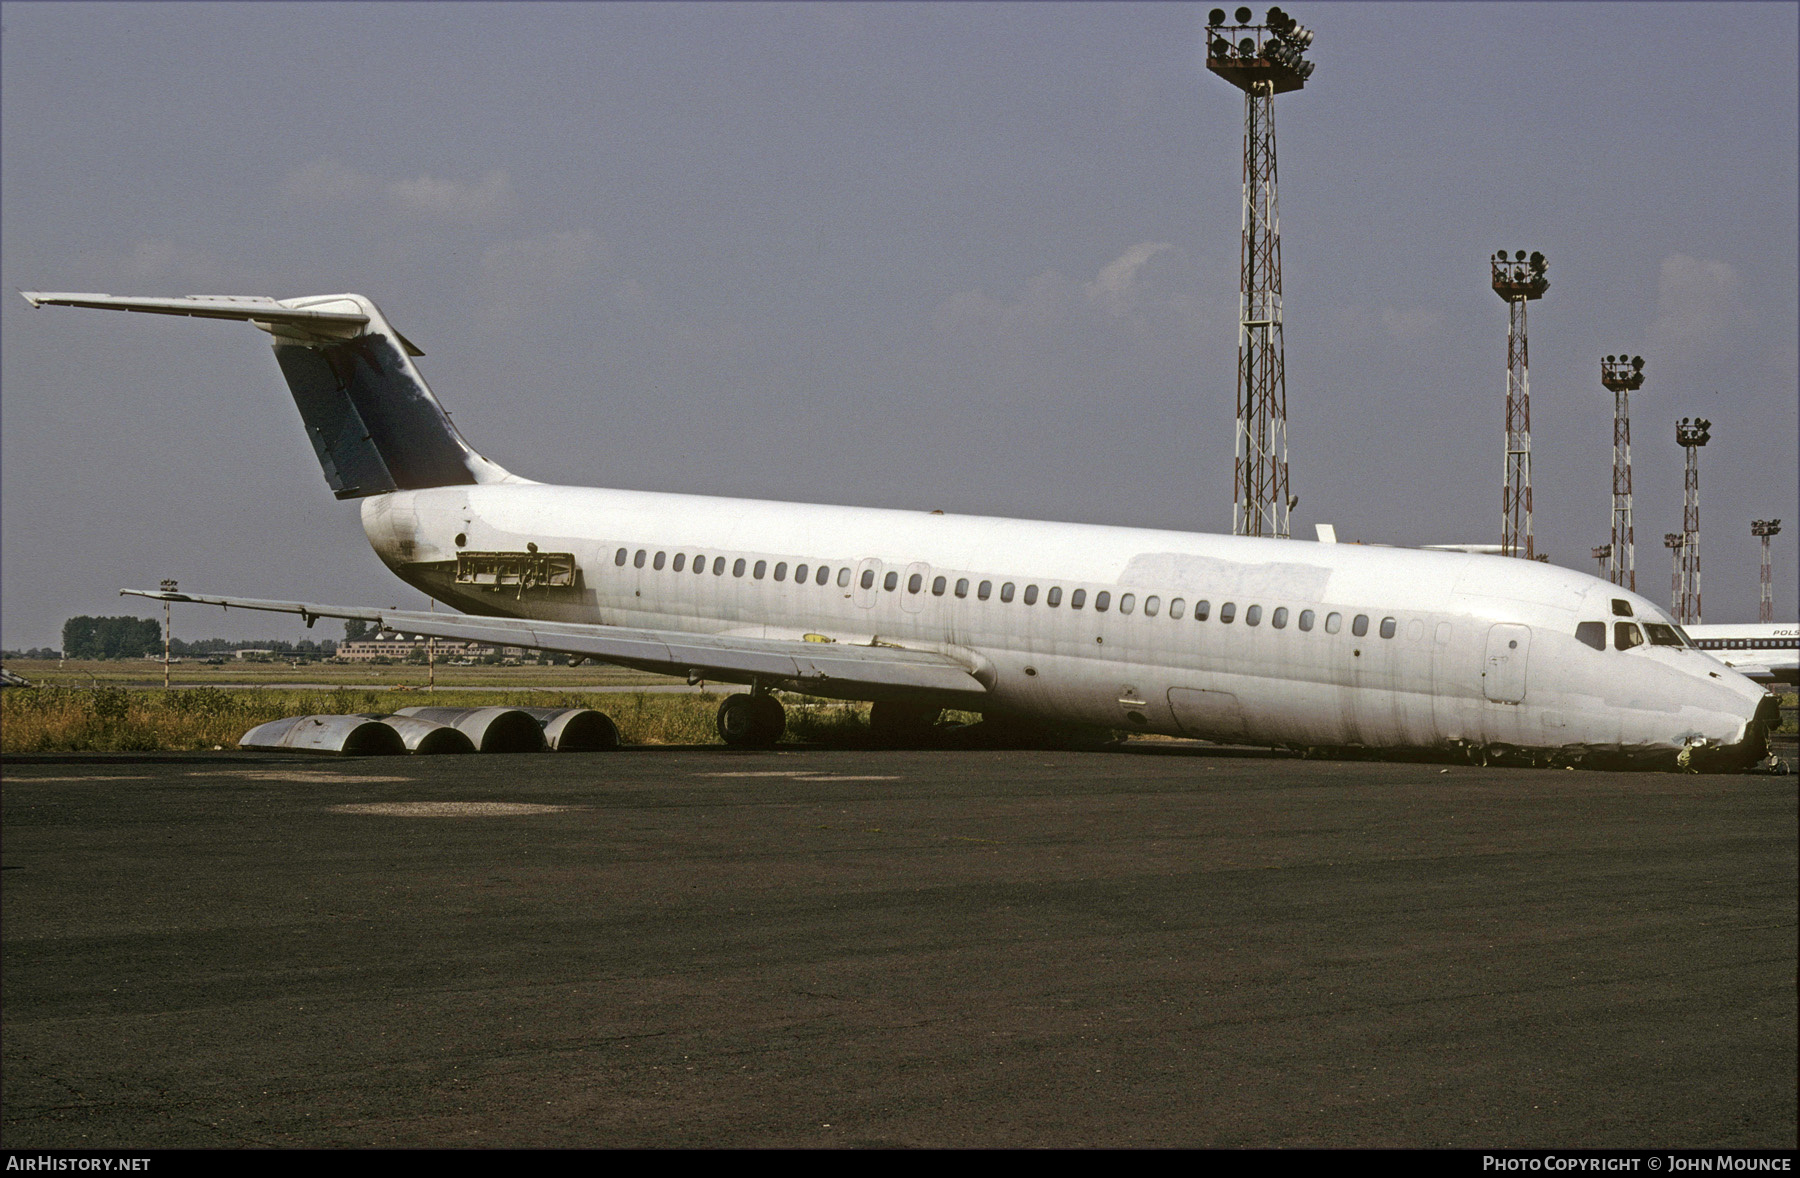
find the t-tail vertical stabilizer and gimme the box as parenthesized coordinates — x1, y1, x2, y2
(19, 291, 528, 498)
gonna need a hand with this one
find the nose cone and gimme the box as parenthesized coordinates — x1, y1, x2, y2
(1688, 688, 1782, 773)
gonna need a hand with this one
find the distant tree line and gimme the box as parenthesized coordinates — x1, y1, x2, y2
(59, 616, 163, 660)
(2, 616, 343, 661)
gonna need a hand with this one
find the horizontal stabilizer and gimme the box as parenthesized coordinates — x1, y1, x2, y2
(122, 588, 990, 701)
(25, 289, 528, 497)
(20, 291, 369, 332)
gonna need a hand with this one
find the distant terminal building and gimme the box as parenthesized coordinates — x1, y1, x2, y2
(335, 635, 530, 662)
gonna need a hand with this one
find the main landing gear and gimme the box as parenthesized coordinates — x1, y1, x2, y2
(716, 691, 786, 748)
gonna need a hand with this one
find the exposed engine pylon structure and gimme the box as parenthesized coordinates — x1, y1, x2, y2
(1206, 6, 1316, 539)
(1491, 250, 1548, 559)
(1600, 354, 1645, 591)
(1675, 416, 1711, 623)
(1752, 518, 1781, 623)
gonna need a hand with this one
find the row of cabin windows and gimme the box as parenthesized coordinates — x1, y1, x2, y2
(617, 547, 848, 586)
(612, 546, 1406, 638)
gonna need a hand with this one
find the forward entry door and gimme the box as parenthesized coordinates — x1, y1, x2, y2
(1482, 624, 1531, 703)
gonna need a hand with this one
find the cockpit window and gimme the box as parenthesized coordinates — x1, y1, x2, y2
(1611, 599, 1634, 617)
(1615, 622, 1644, 650)
(1643, 623, 1683, 647)
(1575, 622, 1605, 651)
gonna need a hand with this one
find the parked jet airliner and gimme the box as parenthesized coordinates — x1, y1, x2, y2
(21, 290, 1781, 769)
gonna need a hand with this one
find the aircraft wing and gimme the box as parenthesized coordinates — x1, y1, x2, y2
(121, 588, 991, 701)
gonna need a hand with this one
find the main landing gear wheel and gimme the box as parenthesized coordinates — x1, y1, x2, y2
(716, 693, 786, 748)
(868, 700, 941, 745)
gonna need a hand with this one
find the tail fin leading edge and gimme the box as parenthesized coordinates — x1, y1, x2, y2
(20, 291, 521, 499)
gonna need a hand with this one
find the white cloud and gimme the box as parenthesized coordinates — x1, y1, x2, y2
(384, 170, 514, 222)
(476, 230, 608, 326)
(1648, 253, 1743, 353)
(1379, 306, 1443, 341)
(931, 242, 1206, 349)
(278, 159, 514, 223)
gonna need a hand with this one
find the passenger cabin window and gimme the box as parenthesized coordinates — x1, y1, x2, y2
(654, 551, 666, 570)
(1001, 582, 1015, 603)
(733, 559, 747, 577)
(753, 560, 766, 579)
(1023, 585, 1039, 605)
(1144, 596, 1160, 617)
(858, 569, 872, 589)
(955, 578, 969, 598)
(1219, 602, 1235, 623)
(673, 554, 686, 572)
(615, 548, 628, 566)
(908, 573, 922, 594)
(1272, 607, 1288, 629)
(796, 564, 809, 584)
(1298, 609, 1314, 631)
(774, 562, 787, 581)
(1095, 591, 1111, 612)
(884, 571, 898, 591)
(1576, 622, 1606, 651)
(1070, 588, 1086, 609)
(1612, 599, 1634, 617)
(1194, 600, 1210, 621)
(1379, 617, 1396, 639)
(1046, 586, 1062, 607)
(1643, 623, 1683, 647)
(1169, 598, 1185, 619)
(978, 581, 992, 600)
(1352, 615, 1369, 637)
(1119, 594, 1135, 615)
(714, 558, 726, 576)
(1325, 612, 1342, 634)
(634, 550, 647, 569)
(932, 576, 947, 596)
(1244, 604, 1261, 626)
(1615, 622, 1644, 650)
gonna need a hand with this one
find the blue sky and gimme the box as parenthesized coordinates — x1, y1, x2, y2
(3, 2, 1795, 647)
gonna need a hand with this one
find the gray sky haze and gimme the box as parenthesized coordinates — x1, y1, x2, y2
(4, 2, 1795, 648)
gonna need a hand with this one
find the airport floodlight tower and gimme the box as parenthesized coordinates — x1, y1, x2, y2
(1206, 6, 1315, 538)
(1600, 354, 1645, 590)
(1664, 533, 1686, 619)
(1591, 544, 1612, 575)
(1491, 250, 1548, 559)
(1675, 416, 1712, 624)
(1752, 518, 1781, 622)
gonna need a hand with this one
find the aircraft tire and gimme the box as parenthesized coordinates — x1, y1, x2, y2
(717, 693, 784, 748)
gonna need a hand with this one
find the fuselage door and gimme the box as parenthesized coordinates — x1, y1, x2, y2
(1482, 623, 1531, 703)
(852, 557, 882, 609)
(900, 562, 931, 614)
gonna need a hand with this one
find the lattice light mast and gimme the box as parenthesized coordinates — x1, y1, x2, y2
(1675, 416, 1712, 624)
(1600, 354, 1644, 590)
(1664, 533, 1686, 619)
(1491, 250, 1548, 558)
(1752, 518, 1781, 623)
(1207, 6, 1315, 538)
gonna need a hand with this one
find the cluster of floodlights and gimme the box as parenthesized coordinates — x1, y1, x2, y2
(1492, 249, 1548, 281)
(1602, 353, 1646, 391)
(1206, 7, 1316, 77)
(1676, 417, 1712, 447)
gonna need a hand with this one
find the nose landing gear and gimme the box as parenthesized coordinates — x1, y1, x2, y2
(716, 691, 787, 748)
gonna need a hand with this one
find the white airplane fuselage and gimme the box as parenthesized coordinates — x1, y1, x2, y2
(22, 288, 1777, 769)
(363, 482, 1774, 768)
